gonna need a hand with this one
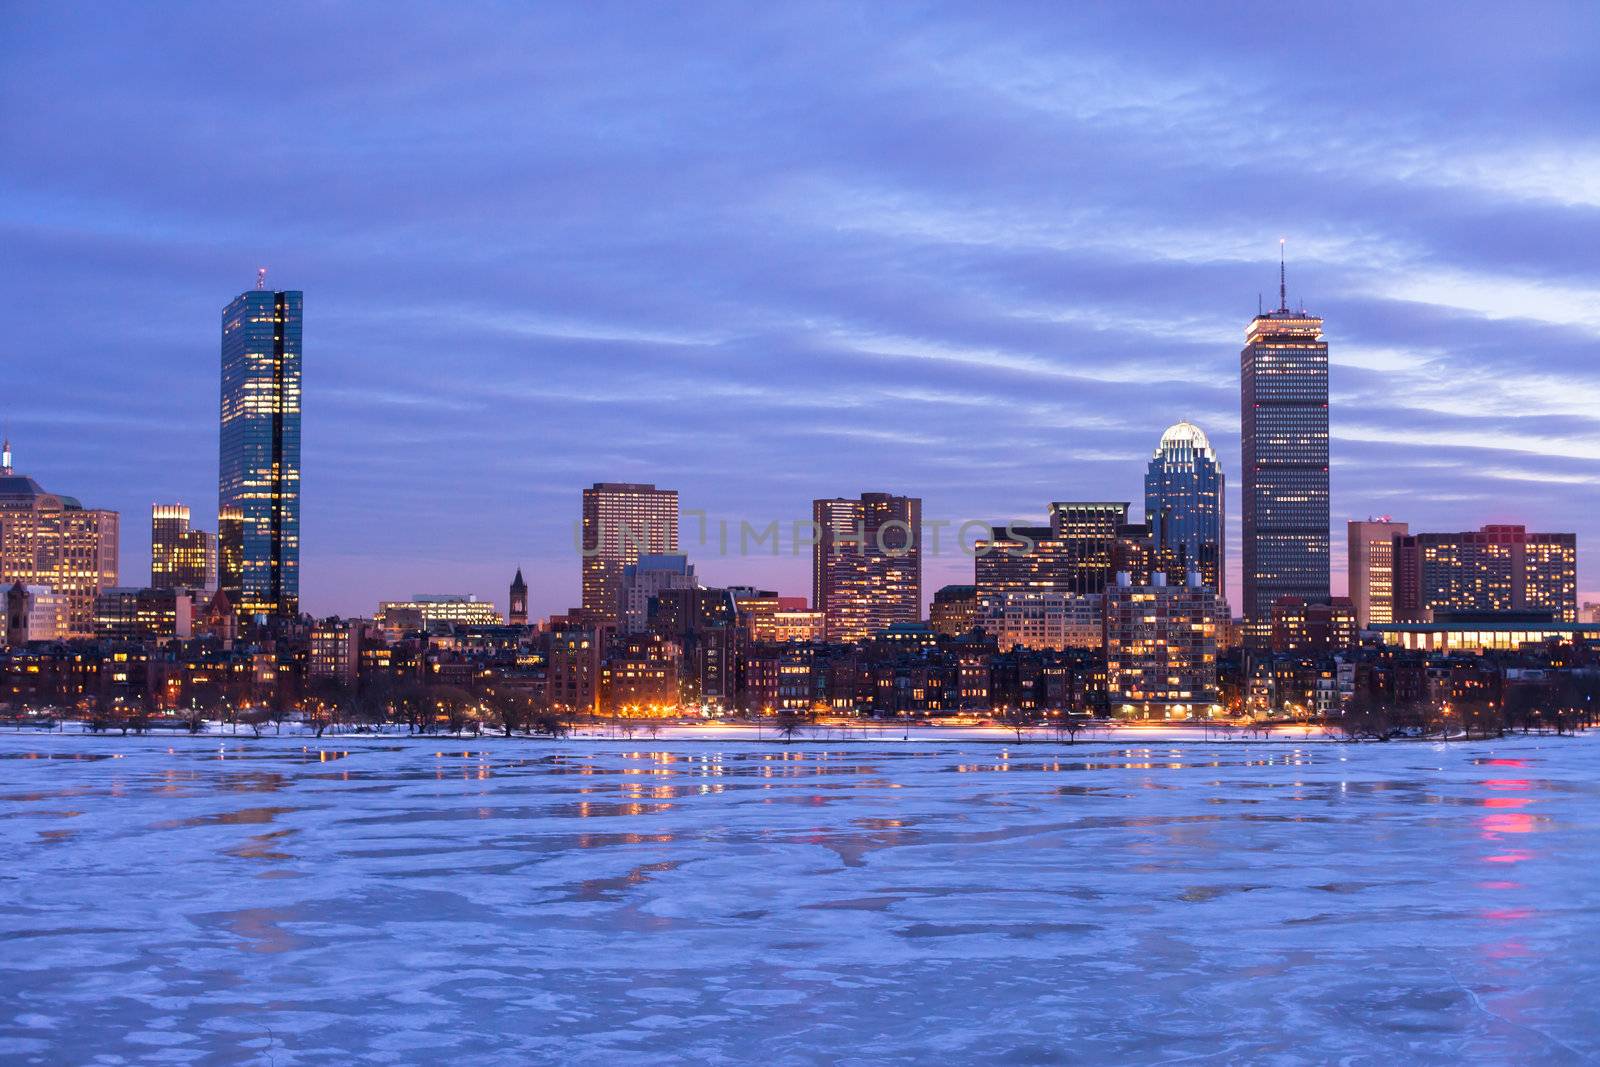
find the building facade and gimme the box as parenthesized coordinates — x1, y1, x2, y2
(5, 583, 66, 645)
(812, 492, 922, 643)
(1104, 571, 1220, 714)
(1392, 525, 1577, 623)
(94, 587, 192, 641)
(929, 584, 978, 636)
(1347, 517, 1408, 628)
(151, 504, 217, 592)
(983, 591, 1102, 652)
(220, 287, 302, 618)
(619, 554, 697, 633)
(580, 482, 679, 626)
(375, 594, 505, 631)
(0, 443, 119, 637)
(1241, 262, 1329, 624)
(1144, 421, 1225, 597)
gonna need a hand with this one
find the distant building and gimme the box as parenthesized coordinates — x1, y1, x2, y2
(94, 587, 192, 641)
(974, 503, 1129, 612)
(376, 594, 504, 632)
(580, 482, 679, 627)
(1584, 601, 1600, 625)
(929, 584, 977, 636)
(812, 492, 921, 642)
(1241, 255, 1330, 624)
(1048, 502, 1130, 595)
(309, 618, 361, 686)
(216, 505, 244, 608)
(220, 286, 302, 617)
(1347, 518, 1408, 628)
(0, 441, 119, 636)
(1270, 595, 1357, 653)
(983, 591, 1102, 652)
(1392, 525, 1577, 623)
(509, 568, 529, 626)
(733, 591, 825, 644)
(1145, 421, 1225, 597)
(5, 583, 66, 645)
(1374, 612, 1600, 654)
(1104, 571, 1220, 714)
(151, 504, 217, 592)
(619, 554, 697, 633)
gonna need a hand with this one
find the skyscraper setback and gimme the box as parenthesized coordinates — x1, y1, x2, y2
(1241, 252, 1330, 625)
(580, 482, 679, 626)
(219, 285, 302, 618)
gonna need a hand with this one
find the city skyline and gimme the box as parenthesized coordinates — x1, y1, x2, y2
(5, 6, 1598, 620)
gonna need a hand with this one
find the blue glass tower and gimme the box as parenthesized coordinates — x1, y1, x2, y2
(1144, 420, 1225, 600)
(220, 284, 302, 618)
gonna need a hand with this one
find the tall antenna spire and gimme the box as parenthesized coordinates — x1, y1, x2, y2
(1278, 238, 1287, 312)
(256, 267, 268, 290)
(1, 436, 11, 476)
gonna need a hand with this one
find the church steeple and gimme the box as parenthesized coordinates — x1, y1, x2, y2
(509, 567, 528, 626)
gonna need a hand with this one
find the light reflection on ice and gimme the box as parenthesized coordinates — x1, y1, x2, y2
(0, 734, 1595, 1064)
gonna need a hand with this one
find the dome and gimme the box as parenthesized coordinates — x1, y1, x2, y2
(1157, 420, 1215, 456)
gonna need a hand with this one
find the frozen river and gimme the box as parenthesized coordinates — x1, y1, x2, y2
(2, 734, 1597, 1064)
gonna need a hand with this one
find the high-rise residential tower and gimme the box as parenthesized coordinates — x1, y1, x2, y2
(151, 504, 217, 591)
(1392, 525, 1577, 623)
(580, 482, 679, 626)
(1241, 249, 1329, 625)
(1145, 421, 1225, 599)
(1347, 517, 1408, 628)
(812, 492, 921, 643)
(219, 283, 302, 618)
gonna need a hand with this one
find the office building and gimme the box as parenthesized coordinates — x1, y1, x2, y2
(974, 504, 1129, 612)
(5, 582, 66, 645)
(220, 285, 302, 617)
(812, 492, 921, 643)
(619, 554, 697, 632)
(1241, 252, 1329, 623)
(732, 591, 825, 644)
(929, 584, 978, 636)
(580, 482, 678, 626)
(0, 442, 119, 637)
(1048, 502, 1131, 595)
(1104, 571, 1220, 714)
(1392, 525, 1577, 623)
(1347, 517, 1408, 628)
(1145, 421, 1225, 596)
(150, 504, 217, 592)
(94, 587, 192, 641)
(375, 594, 505, 631)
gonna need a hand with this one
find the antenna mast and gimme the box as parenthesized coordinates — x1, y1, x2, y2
(256, 267, 268, 291)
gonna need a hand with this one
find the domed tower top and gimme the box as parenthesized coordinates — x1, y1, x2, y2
(1156, 420, 1216, 459)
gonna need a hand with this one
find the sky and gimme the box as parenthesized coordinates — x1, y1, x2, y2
(4, 3, 1599, 621)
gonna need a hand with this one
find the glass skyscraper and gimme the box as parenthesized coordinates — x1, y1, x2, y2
(219, 287, 302, 618)
(1144, 420, 1225, 599)
(1240, 264, 1329, 625)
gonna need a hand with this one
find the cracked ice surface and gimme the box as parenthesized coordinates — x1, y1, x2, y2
(1, 734, 1597, 1064)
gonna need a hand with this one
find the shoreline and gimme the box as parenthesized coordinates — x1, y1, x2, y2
(0, 720, 1585, 747)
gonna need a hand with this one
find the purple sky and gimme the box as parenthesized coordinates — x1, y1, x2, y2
(4, 4, 1599, 621)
